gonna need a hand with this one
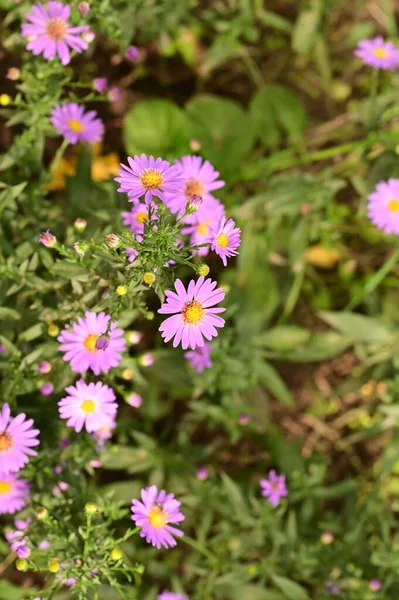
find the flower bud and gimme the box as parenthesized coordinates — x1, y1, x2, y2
(135, 563, 145, 575)
(93, 77, 108, 93)
(16, 558, 28, 571)
(95, 336, 109, 351)
(73, 241, 86, 255)
(143, 272, 155, 285)
(47, 322, 59, 337)
(108, 86, 122, 102)
(186, 194, 202, 214)
(39, 361, 51, 374)
(139, 353, 154, 367)
(36, 506, 49, 520)
(190, 138, 202, 151)
(40, 382, 54, 396)
(85, 502, 97, 515)
(110, 547, 123, 561)
(321, 532, 334, 545)
(125, 46, 139, 61)
(116, 285, 128, 296)
(198, 264, 210, 276)
(127, 331, 142, 345)
(126, 392, 142, 408)
(6, 67, 20, 80)
(78, 1, 90, 14)
(82, 30, 95, 43)
(39, 230, 57, 248)
(122, 368, 134, 381)
(105, 234, 120, 248)
(48, 558, 60, 573)
(74, 218, 87, 232)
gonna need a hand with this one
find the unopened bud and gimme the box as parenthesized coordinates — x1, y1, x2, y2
(36, 506, 48, 520)
(47, 322, 59, 337)
(73, 241, 86, 255)
(186, 194, 202, 214)
(48, 558, 60, 573)
(122, 368, 134, 381)
(105, 234, 120, 248)
(139, 353, 154, 367)
(127, 331, 142, 344)
(190, 138, 202, 151)
(74, 218, 87, 232)
(126, 392, 142, 408)
(6, 67, 20, 81)
(16, 558, 28, 571)
(85, 502, 97, 515)
(198, 264, 209, 276)
(0, 94, 11, 106)
(111, 547, 123, 561)
(39, 230, 57, 248)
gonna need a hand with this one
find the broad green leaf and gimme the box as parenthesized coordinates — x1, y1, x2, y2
(50, 261, 89, 280)
(256, 360, 293, 405)
(255, 326, 310, 351)
(200, 35, 243, 77)
(292, 0, 325, 54)
(319, 311, 394, 344)
(185, 94, 255, 173)
(220, 472, 249, 521)
(277, 331, 353, 362)
(123, 99, 191, 159)
(271, 575, 309, 600)
(100, 480, 141, 504)
(216, 584, 285, 600)
(0, 307, 20, 320)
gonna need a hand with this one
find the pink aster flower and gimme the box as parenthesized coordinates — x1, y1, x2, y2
(196, 466, 208, 480)
(58, 311, 126, 374)
(21, 2, 90, 66)
(92, 415, 116, 445)
(125, 247, 138, 263)
(211, 216, 241, 266)
(184, 342, 212, 373)
(164, 156, 225, 216)
(39, 230, 56, 247)
(368, 178, 399, 234)
(115, 154, 183, 204)
(369, 580, 382, 591)
(260, 470, 288, 507)
(181, 197, 225, 256)
(40, 382, 54, 396)
(131, 485, 185, 549)
(58, 379, 117, 433)
(121, 202, 156, 235)
(0, 474, 30, 514)
(158, 593, 188, 600)
(51, 103, 104, 145)
(355, 37, 399, 70)
(0, 404, 40, 474)
(11, 539, 31, 558)
(158, 277, 225, 350)
(93, 77, 108, 93)
(39, 361, 51, 374)
(126, 46, 139, 61)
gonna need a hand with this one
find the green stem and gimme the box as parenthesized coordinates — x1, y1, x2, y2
(49, 138, 69, 176)
(181, 535, 219, 563)
(367, 69, 380, 131)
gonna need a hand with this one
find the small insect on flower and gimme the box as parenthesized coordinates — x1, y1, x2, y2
(0, 474, 30, 514)
(259, 470, 288, 507)
(51, 103, 104, 145)
(115, 154, 183, 205)
(125, 46, 139, 61)
(355, 36, 399, 70)
(367, 178, 399, 234)
(39, 230, 57, 247)
(58, 311, 126, 374)
(58, 380, 117, 433)
(211, 216, 241, 266)
(158, 593, 189, 600)
(0, 404, 40, 475)
(159, 277, 225, 350)
(21, 2, 91, 65)
(93, 77, 108, 93)
(184, 342, 212, 373)
(131, 485, 185, 549)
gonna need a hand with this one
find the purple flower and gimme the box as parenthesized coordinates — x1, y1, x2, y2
(325, 581, 340, 596)
(355, 37, 399, 70)
(164, 156, 225, 216)
(367, 178, 399, 234)
(93, 77, 108, 93)
(39, 361, 51, 374)
(0, 404, 40, 474)
(131, 485, 185, 549)
(369, 580, 382, 592)
(126, 393, 142, 408)
(126, 247, 138, 262)
(51, 103, 104, 145)
(115, 154, 183, 205)
(159, 277, 225, 350)
(0, 474, 30, 514)
(39, 539, 51, 549)
(238, 413, 250, 425)
(21, 2, 90, 65)
(181, 196, 225, 257)
(196, 467, 208, 480)
(121, 202, 156, 234)
(186, 193, 203, 213)
(58, 311, 126, 374)
(15, 518, 32, 530)
(108, 86, 122, 102)
(211, 217, 241, 266)
(40, 382, 54, 396)
(39, 230, 56, 247)
(11, 539, 31, 558)
(105, 233, 120, 248)
(95, 336, 109, 351)
(185, 342, 212, 372)
(59, 379, 117, 433)
(158, 593, 188, 600)
(259, 470, 288, 507)
(125, 46, 139, 61)
(0, 344, 5, 353)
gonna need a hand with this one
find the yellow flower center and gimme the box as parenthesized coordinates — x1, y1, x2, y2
(0, 432, 12, 452)
(196, 220, 210, 236)
(136, 211, 148, 223)
(139, 169, 164, 190)
(68, 119, 84, 133)
(387, 198, 399, 213)
(182, 300, 204, 325)
(83, 334, 99, 352)
(46, 18, 67, 41)
(184, 178, 206, 199)
(148, 505, 168, 528)
(0, 481, 12, 495)
(373, 48, 388, 59)
(80, 399, 96, 414)
(216, 233, 229, 248)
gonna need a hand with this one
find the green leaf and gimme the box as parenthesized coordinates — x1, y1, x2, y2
(319, 311, 394, 344)
(292, 0, 325, 55)
(200, 35, 243, 77)
(220, 472, 249, 521)
(50, 261, 89, 280)
(185, 94, 255, 173)
(0, 181, 27, 214)
(277, 331, 353, 362)
(256, 360, 293, 405)
(123, 99, 191, 159)
(255, 326, 310, 351)
(19, 323, 43, 342)
(0, 307, 20, 320)
(271, 575, 309, 600)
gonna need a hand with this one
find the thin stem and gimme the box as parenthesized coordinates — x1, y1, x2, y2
(367, 68, 380, 131)
(49, 138, 69, 176)
(181, 534, 219, 563)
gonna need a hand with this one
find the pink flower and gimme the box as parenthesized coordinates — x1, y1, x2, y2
(51, 103, 104, 145)
(39, 230, 56, 247)
(108, 86, 122, 102)
(93, 77, 108, 93)
(131, 485, 185, 549)
(259, 470, 288, 507)
(0, 474, 30, 514)
(158, 277, 225, 350)
(39, 361, 51, 374)
(21, 2, 90, 65)
(115, 154, 183, 205)
(181, 197, 225, 257)
(211, 216, 241, 266)
(92, 415, 116, 445)
(158, 593, 188, 600)
(125, 46, 139, 61)
(40, 382, 54, 396)
(196, 467, 208, 480)
(184, 342, 212, 372)
(121, 202, 156, 235)
(0, 404, 40, 474)
(58, 380, 117, 433)
(367, 178, 399, 234)
(126, 393, 142, 408)
(355, 37, 399, 70)
(58, 311, 126, 374)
